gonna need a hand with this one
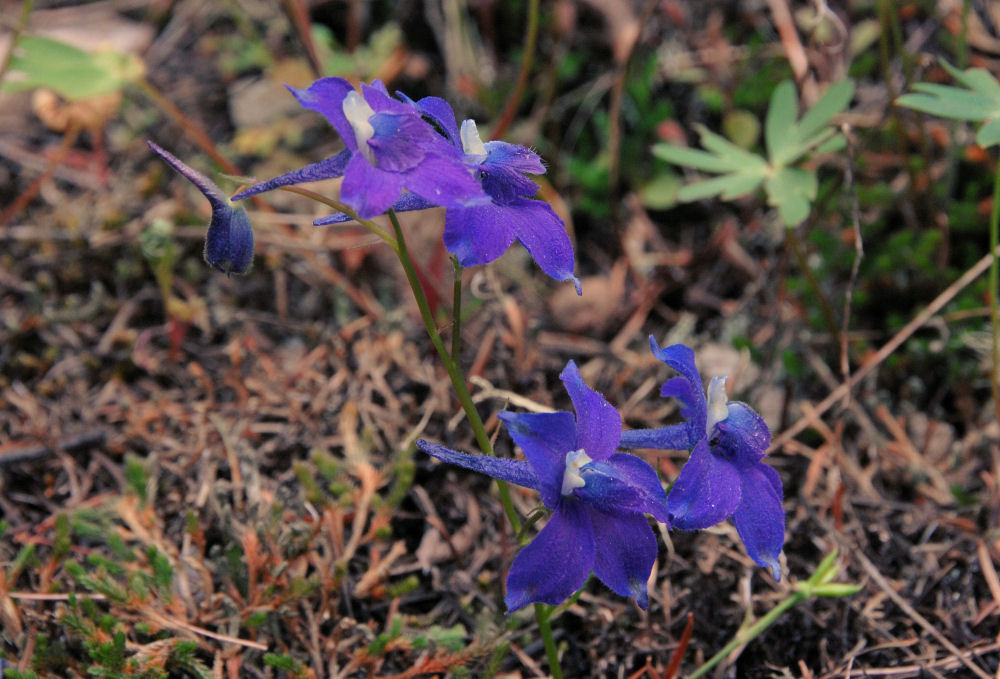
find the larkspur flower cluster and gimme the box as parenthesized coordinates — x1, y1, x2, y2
(147, 78, 784, 614)
(314, 94, 581, 293)
(419, 339, 784, 610)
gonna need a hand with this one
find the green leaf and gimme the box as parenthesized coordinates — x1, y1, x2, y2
(678, 173, 763, 202)
(765, 167, 817, 226)
(812, 582, 864, 597)
(638, 172, 683, 209)
(695, 124, 768, 170)
(977, 117, 1000, 147)
(939, 59, 1000, 102)
(765, 81, 798, 165)
(723, 109, 761, 149)
(809, 550, 840, 585)
(814, 133, 847, 154)
(2, 35, 143, 100)
(425, 624, 467, 652)
(796, 79, 855, 142)
(897, 85, 998, 121)
(651, 143, 743, 173)
(784, 127, 839, 161)
(719, 171, 767, 199)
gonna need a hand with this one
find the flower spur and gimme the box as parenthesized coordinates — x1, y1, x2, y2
(417, 361, 668, 611)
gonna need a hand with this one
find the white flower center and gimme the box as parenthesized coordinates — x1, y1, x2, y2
(706, 375, 729, 436)
(343, 90, 376, 164)
(460, 119, 488, 161)
(561, 449, 593, 495)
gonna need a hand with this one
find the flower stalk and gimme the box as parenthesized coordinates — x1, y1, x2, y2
(387, 209, 522, 533)
(990, 158, 1000, 426)
(535, 603, 563, 679)
(451, 256, 464, 363)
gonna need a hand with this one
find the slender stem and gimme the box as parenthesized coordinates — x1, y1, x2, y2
(989, 159, 1000, 426)
(688, 592, 807, 679)
(387, 210, 521, 532)
(490, 0, 540, 141)
(786, 228, 842, 349)
(0, 0, 34, 85)
(534, 603, 563, 679)
(451, 257, 464, 363)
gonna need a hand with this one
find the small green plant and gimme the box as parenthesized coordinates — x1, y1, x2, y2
(653, 79, 855, 226)
(687, 550, 861, 679)
(2, 35, 144, 100)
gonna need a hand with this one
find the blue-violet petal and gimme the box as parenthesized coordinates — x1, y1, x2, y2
(666, 439, 741, 530)
(731, 463, 785, 580)
(560, 361, 621, 461)
(497, 410, 577, 509)
(504, 502, 594, 612)
(588, 508, 657, 609)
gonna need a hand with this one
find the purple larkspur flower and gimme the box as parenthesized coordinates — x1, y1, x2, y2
(232, 78, 486, 219)
(620, 337, 785, 580)
(317, 96, 581, 293)
(417, 361, 668, 611)
(148, 142, 254, 275)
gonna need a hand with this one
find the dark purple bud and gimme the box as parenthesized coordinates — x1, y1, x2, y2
(147, 141, 254, 275)
(203, 203, 254, 275)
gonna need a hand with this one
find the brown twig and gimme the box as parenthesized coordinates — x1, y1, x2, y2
(490, 0, 539, 141)
(840, 123, 864, 387)
(0, 124, 81, 227)
(0, 431, 105, 467)
(767, 0, 814, 100)
(281, 0, 323, 78)
(663, 612, 695, 679)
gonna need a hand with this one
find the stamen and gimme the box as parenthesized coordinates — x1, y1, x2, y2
(460, 119, 488, 161)
(561, 449, 593, 495)
(343, 91, 376, 164)
(706, 375, 729, 436)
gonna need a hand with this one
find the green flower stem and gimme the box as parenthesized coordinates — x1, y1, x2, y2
(990, 161, 1000, 425)
(275, 185, 396, 245)
(534, 603, 563, 679)
(387, 210, 521, 533)
(786, 228, 842, 349)
(451, 257, 464, 364)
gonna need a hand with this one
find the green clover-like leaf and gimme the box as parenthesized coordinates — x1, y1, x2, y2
(898, 59, 1000, 148)
(651, 79, 853, 226)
